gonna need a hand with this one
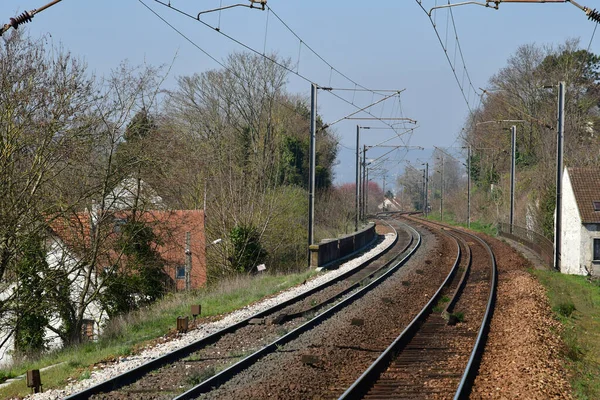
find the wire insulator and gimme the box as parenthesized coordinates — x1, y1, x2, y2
(587, 8, 600, 24)
(9, 11, 33, 30)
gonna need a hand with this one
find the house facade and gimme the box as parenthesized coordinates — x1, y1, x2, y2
(560, 167, 600, 276)
(0, 208, 206, 367)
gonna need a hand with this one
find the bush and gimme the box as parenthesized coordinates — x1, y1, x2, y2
(554, 302, 576, 318)
(228, 224, 268, 273)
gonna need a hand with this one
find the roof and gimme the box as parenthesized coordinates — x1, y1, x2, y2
(567, 167, 600, 224)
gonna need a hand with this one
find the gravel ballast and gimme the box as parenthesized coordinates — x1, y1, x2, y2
(469, 235, 572, 399)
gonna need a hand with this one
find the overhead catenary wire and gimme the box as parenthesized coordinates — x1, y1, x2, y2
(415, 0, 480, 114)
(266, 5, 393, 99)
(150, 0, 405, 131)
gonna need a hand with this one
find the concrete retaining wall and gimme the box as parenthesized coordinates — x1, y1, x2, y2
(309, 223, 377, 268)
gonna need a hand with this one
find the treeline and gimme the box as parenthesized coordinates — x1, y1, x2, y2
(464, 39, 600, 236)
(396, 39, 600, 235)
(0, 32, 343, 359)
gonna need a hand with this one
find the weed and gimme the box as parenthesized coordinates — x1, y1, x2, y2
(229, 349, 253, 359)
(401, 281, 411, 287)
(440, 296, 450, 303)
(450, 311, 464, 323)
(186, 366, 216, 386)
(276, 327, 289, 336)
(78, 370, 91, 381)
(554, 302, 576, 318)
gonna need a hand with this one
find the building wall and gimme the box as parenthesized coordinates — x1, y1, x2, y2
(582, 224, 600, 276)
(561, 171, 585, 275)
(0, 239, 107, 367)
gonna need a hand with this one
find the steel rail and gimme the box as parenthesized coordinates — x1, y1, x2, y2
(338, 222, 462, 400)
(452, 228, 497, 399)
(64, 221, 400, 399)
(411, 218, 498, 398)
(338, 217, 496, 400)
(173, 222, 421, 400)
(276, 233, 415, 324)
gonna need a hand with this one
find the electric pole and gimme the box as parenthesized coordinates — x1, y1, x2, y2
(440, 155, 444, 222)
(555, 81, 565, 271)
(308, 83, 317, 264)
(355, 126, 360, 231)
(510, 126, 516, 234)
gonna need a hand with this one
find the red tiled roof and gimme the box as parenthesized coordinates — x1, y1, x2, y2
(567, 167, 600, 224)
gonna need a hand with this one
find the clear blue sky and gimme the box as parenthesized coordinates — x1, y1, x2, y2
(1, 0, 598, 190)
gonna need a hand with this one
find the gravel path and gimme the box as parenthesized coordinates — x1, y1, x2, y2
(24, 230, 397, 400)
(467, 234, 572, 399)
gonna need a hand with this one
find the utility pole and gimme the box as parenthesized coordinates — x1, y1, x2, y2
(383, 174, 386, 211)
(510, 126, 516, 234)
(362, 144, 367, 220)
(440, 156, 444, 222)
(355, 126, 360, 231)
(422, 169, 426, 213)
(308, 83, 317, 261)
(467, 147, 471, 228)
(366, 168, 370, 216)
(424, 163, 429, 218)
(555, 81, 565, 271)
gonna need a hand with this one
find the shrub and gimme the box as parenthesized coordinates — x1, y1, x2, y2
(228, 224, 268, 273)
(554, 302, 576, 318)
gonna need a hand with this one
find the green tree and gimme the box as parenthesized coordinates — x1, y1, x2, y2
(14, 233, 50, 356)
(101, 219, 168, 317)
(228, 225, 267, 273)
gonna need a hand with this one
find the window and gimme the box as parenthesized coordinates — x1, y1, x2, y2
(594, 239, 600, 262)
(176, 266, 186, 279)
(594, 201, 600, 212)
(113, 218, 127, 233)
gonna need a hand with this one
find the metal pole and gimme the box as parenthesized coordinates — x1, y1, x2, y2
(355, 126, 360, 231)
(467, 147, 471, 228)
(366, 168, 370, 216)
(422, 169, 426, 213)
(425, 163, 429, 218)
(555, 81, 565, 271)
(440, 156, 444, 221)
(362, 145, 367, 220)
(308, 84, 317, 254)
(510, 126, 516, 234)
(383, 174, 386, 211)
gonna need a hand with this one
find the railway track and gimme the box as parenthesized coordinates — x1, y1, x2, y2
(170, 218, 454, 399)
(340, 217, 497, 400)
(66, 219, 417, 400)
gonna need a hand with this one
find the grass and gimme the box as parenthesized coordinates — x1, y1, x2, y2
(533, 270, 600, 399)
(432, 295, 451, 313)
(425, 213, 498, 237)
(0, 270, 315, 399)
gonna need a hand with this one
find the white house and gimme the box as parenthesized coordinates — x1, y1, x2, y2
(560, 167, 600, 276)
(0, 232, 107, 367)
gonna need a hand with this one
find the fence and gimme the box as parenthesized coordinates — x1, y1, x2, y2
(497, 222, 554, 267)
(309, 223, 377, 268)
